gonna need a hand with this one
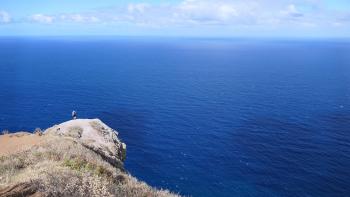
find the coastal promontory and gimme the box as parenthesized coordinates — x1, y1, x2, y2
(0, 119, 178, 197)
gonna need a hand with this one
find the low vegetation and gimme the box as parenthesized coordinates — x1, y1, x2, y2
(0, 134, 179, 197)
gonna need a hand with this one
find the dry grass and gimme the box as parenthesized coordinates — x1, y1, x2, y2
(67, 126, 83, 138)
(0, 135, 180, 197)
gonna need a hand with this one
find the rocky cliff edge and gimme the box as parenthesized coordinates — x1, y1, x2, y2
(0, 119, 178, 197)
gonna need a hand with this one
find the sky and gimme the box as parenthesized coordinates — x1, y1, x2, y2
(0, 0, 350, 37)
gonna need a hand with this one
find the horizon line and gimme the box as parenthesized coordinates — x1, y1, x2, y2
(1, 35, 350, 40)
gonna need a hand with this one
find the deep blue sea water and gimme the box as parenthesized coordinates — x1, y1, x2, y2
(0, 37, 350, 197)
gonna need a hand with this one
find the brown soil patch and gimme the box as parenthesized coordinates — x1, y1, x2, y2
(0, 133, 46, 156)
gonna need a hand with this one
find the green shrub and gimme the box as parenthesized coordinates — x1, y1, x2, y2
(63, 157, 113, 178)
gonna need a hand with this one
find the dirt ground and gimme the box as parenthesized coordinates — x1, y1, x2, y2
(0, 132, 46, 156)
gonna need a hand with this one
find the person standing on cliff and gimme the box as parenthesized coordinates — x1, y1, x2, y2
(72, 110, 77, 120)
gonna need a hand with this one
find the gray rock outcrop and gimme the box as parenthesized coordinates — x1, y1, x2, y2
(44, 119, 127, 167)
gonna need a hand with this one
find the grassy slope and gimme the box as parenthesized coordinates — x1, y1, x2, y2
(0, 134, 179, 197)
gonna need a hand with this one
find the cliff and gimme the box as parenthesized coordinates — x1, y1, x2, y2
(0, 119, 179, 197)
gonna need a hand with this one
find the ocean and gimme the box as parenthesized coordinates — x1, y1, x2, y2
(0, 37, 349, 196)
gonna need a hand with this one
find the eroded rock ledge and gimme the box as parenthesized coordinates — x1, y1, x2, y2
(45, 119, 127, 167)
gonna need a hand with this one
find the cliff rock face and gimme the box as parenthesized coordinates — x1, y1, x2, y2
(45, 119, 127, 167)
(0, 119, 178, 197)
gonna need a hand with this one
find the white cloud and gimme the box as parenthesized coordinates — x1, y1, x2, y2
(26, 0, 350, 31)
(29, 13, 100, 24)
(30, 14, 54, 24)
(175, 0, 239, 24)
(60, 14, 99, 23)
(117, 0, 315, 27)
(0, 11, 11, 23)
(128, 3, 150, 14)
(280, 4, 304, 18)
